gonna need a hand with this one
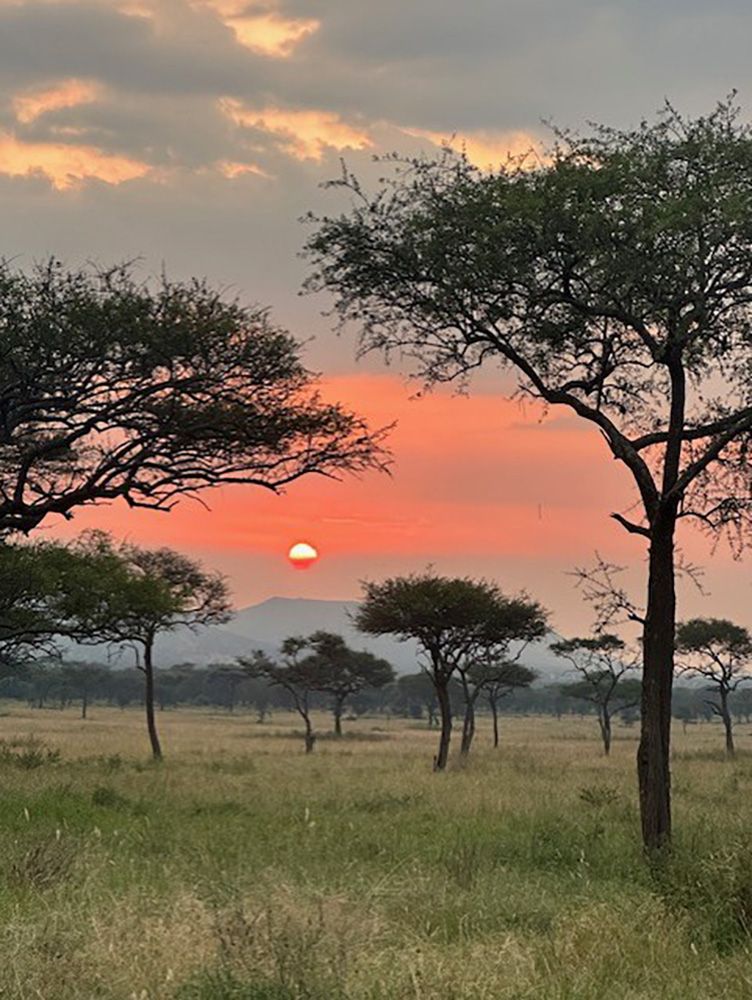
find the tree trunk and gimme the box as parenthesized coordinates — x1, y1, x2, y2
(143, 640, 163, 761)
(81, 691, 88, 720)
(434, 678, 452, 771)
(720, 689, 735, 756)
(599, 709, 611, 756)
(489, 696, 500, 748)
(333, 696, 345, 736)
(637, 510, 676, 853)
(460, 695, 475, 755)
(303, 714, 315, 753)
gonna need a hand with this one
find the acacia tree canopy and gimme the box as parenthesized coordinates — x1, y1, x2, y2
(675, 617, 752, 755)
(355, 572, 546, 768)
(58, 531, 233, 759)
(306, 99, 752, 850)
(0, 259, 388, 537)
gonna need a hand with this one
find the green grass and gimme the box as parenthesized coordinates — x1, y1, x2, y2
(2, 704, 752, 998)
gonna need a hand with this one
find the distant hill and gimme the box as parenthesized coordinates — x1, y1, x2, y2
(62, 596, 576, 680)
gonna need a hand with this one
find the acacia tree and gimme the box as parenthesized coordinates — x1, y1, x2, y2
(64, 533, 232, 760)
(355, 573, 546, 770)
(675, 618, 752, 755)
(454, 602, 545, 757)
(395, 672, 440, 726)
(301, 631, 394, 735)
(0, 259, 386, 539)
(473, 661, 537, 749)
(306, 100, 752, 850)
(553, 635, 641, 756)
(241, 639, 321, 752)
(60, 662, 108, 719)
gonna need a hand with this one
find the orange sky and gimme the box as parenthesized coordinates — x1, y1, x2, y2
(44, 371, 750, 632)
(3, 0, 752, 633)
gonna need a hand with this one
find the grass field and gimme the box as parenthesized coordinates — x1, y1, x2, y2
(3, 704, 752, 999)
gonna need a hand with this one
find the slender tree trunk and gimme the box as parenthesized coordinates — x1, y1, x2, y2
(434, 679, 452, 771)
(460, 693, 476, 755)
(720, 689, 735, 756)
(81, 691, 88, 720)
(143, 639, 163, 761)
(599, 708, 611, 756)
(637, 510, 676, 853)
(333, 695, 345, 736)
(489, 695, 500, 748)
(303, 713, 315, 753)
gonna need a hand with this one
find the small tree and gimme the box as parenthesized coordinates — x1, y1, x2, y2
(355, 572, 546, 770)
(64, 533, 232, 759)
(394, 672, 440, 725)
(553, 635, 641, 756)
(0, 540, 111, 665)
(302, 631, 394, 735)
(475, 661, 537, 749)
(454, 599, 546, 756)
(241, 640, 321, 752)
(206, 664, 249, 713)
(60, 661, 108, 719)
(675, 618, 752, 755)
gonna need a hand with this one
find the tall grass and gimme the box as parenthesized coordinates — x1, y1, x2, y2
(0, 704, 751, 998)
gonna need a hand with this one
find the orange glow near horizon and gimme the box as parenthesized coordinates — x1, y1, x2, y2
(48, 371, 635, 564)
(44, 370, 744, 625)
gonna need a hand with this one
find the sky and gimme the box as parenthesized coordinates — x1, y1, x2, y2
(2, 0, 752, 632)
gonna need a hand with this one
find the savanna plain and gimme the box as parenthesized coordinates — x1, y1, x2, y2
(3, 706, 752, 1000)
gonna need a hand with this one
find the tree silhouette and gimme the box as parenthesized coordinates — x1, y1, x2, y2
(307, 100, 752, 850)
(299, 631, 394, 735)
(62, 532, 232, 759)
(355, 572, 546, 769)
(0, 259, 388, 538)
(242, 640, 321, 753)
(554, 635, 640, 755)
(675, 618, 752, 756)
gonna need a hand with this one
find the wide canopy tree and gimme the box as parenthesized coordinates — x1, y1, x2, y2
(355, 572, 546, 770)
(0, 259, 387, 538)
(306, 99, 752, 851)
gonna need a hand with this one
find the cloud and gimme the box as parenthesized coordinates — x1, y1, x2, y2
(0, 129, 149, 187)
(220, 97, 372, 160)
(402, 127, 545, 170)
(198, 1, 319, 57)
(13, 78, 103, 124)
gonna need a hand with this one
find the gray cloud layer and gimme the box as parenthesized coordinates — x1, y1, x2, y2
(0, 0, 750, 358)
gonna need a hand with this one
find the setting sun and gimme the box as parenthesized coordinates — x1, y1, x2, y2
(287, 541, 319, 569)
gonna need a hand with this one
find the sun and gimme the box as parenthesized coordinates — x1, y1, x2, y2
(287, 541, 319, 570)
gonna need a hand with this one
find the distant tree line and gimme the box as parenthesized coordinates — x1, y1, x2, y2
(6, 658, 747, 735)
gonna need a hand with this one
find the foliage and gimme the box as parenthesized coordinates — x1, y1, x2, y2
(297, 630, 394, 734)
(554, 634, 640, 755)
(0, 258, 388, 537)
(675, 617, 752, 754)
(306, 97, 752, 848)
(356, 571, 546, 764)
